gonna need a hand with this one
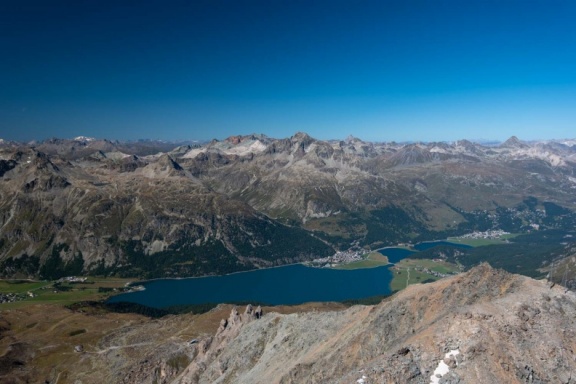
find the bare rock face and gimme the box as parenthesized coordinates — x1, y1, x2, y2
(214, 305, 264, 340)
(216, 318, 227, 334)
(254, 305, 263, 319)
(243, 304, 263, 319)
(175, 305, 264, 383)
(172, 265, 576, 384)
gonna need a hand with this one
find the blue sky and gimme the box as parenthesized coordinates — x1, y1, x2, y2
(1, 0, 576, 142)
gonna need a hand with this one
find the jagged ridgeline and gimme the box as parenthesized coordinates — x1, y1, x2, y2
(170, 265, 576, 384)
(0, 134, 576, 278)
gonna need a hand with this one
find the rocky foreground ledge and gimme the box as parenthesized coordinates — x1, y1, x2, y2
(169, 264, 576, 384)
(11, 264, 571, 383)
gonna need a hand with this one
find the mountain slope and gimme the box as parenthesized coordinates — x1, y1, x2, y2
(174, 264, 576, 384)
(0, 146, 333, 279)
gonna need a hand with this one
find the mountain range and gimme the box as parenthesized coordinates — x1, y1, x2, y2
(1, 133, 576, 279)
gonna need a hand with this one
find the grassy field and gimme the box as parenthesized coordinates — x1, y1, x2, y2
(0, 277, 136, 309)
(399, 258, 459, 274)
(0, 280, 52, 293)
(389, 258, 460, 291)
(334, 252, 389, 270)
(389, 268, 434, 291)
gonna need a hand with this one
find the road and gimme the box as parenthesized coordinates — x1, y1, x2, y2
(406, 268, 411, 289)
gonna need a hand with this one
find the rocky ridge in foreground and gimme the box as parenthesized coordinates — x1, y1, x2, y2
(2, 265, 575, 383)
(172, 264, 576, 384)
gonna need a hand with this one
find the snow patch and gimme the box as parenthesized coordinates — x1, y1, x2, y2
(222, 140, 267, 155)
(429, 146, 448, 154)
(305, 142, 317, 153)
(430, 349, 460, 384)
(506, 147, 567, 167)
(356, 374, 368, 383)
(104, 151, 131, 160)
(182, 140, 267, 158)
(182, 148, 205, 158)
(560, 140, 576, 147)
(73, 136, 96, 142)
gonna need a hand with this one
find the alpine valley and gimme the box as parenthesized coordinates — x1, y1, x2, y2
(2, 133, 576, 384)
(1, 133, 576, 281)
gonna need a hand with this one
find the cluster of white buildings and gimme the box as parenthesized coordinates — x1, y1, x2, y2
(57, 276, 88, 283)
(307, 249, 364, 268)
(457, 229, 510, 239)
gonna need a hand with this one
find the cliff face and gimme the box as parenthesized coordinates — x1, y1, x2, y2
(173, 264, 576, 384)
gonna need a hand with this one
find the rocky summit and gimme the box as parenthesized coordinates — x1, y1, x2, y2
(1, 134, 576, 279)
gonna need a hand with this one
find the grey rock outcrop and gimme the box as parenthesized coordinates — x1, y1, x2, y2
(175, 305, 264, 383)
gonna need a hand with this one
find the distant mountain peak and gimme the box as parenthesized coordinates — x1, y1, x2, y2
(224, 135, 245, 145)
(501, 136, 528, 148)
(345, 135, 362, 143)
(156, 153, 183, 171)
(291, 131, 313, 141)
(73, 136, 96, 142)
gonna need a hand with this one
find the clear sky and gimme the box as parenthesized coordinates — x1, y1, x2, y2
(1, 0, 576, 142)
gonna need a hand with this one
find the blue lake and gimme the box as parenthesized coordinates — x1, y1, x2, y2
(413, 241, 473, 251)
(379, 242, 472, 262)
(109, 240, 473, 308)
(108, 264, 394, 308)
(378, 247, 416, 263)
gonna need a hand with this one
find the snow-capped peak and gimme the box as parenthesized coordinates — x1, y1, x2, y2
(73, 136, 96, 142)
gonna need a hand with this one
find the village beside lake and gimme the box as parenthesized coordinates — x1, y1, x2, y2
(1, 231, 517, 307)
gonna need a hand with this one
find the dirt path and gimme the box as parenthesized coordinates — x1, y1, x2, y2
(406, 267, 410, 289)
(90, 342, 155, 354)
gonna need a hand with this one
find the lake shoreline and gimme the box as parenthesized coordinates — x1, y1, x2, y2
(111, 238, 479, 308)
(108, 264, 395, 308)
(128, 238, 480, 286)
